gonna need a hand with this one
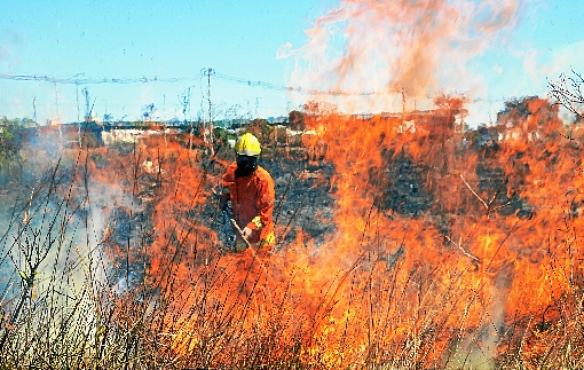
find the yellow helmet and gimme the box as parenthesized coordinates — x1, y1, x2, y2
(235, 133, 261, 156)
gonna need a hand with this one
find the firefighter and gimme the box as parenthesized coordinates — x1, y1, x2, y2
(221, 133, 276, 251)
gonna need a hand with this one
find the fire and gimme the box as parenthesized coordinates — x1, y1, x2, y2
(54, 1, 582, 368)
(2, 0, 583, 368)
(73, 96, 581, 367)
(71, 105, 583, 367)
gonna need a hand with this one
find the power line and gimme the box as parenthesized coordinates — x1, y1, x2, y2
(0, 73, 196, 85)
(0, 71, 383, 96)
(212, 71, 378, 96)
(0, 71, 517, 102)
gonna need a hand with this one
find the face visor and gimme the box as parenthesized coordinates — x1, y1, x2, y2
(235, 155, 258, 177)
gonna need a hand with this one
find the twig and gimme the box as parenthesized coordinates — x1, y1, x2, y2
(443, 234, 481, 265)
(459, 174, 489, 210)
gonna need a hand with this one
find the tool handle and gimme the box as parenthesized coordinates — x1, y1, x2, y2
(229, 218, 253, 249)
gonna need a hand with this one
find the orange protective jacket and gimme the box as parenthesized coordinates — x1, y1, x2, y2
(222, 163, 275, 245)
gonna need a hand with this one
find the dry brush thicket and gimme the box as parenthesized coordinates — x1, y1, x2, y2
(1, 99, 584, 369)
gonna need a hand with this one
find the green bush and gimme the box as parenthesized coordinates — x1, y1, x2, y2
(0, 117, 27, 172)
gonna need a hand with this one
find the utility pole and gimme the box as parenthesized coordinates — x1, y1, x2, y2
(76, 84, 80, 122)
(83, 88, 89, 147)
(162, 93, 166, 118)
(75, 84, 81, 147)
(53, 82, 60, 122)
(182, 87, 193, 150)
(162, 93, 167, 145)
(54, 82, 63, 144)
(82, 88, 97, 122)
(202, 67, 215, 156)
(83, 88, 90, 122)
(399, 88, 406, 133)
(32, 96, 37, 125)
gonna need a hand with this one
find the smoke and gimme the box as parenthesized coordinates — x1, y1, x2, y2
(0, 130, 134, 305)
(283, 0, 520, 114)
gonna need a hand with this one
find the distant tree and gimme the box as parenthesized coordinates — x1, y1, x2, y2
(248, 119, 270, 143)
(0, 117, 25, 172)
(549, 69, 584, 121)
(303, 101, 337, 116)
(142, 103, 157, 121)
(497, 96, 540, 121)
(224, 104, 244, 128)
(433, 94, 466, 112)
(288, 110, 305, 131)
(103, 113, 114, 124)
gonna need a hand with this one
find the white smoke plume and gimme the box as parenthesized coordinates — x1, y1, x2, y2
(283, 0, 520, 114)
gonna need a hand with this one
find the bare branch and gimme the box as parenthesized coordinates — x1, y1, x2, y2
(443, 234, 481, 265)
(459, 174, 489, 210)
(548, 69, 584, 120)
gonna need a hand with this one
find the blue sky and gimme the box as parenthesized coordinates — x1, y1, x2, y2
(0, 0, 583, 125)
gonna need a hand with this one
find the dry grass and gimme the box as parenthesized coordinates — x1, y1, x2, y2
(1, 133, 583, 369)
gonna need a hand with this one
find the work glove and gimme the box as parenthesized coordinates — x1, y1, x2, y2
(242, 226, 252, 240)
